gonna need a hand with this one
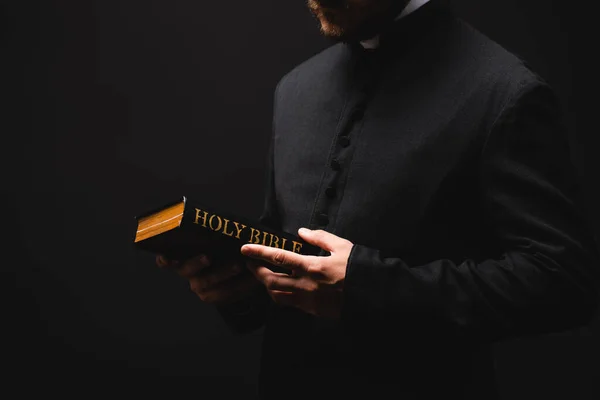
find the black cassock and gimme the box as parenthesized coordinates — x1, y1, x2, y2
(219, 1, 600, 398)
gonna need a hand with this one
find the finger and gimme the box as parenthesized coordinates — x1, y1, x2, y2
(245, 258, 287, 275)
(248, 264, 310, 292)
(156, 255, 168, 268)
(241, 244, 312, 273)
(297, 228, 351, 253)
(156, 254, 180, 269)
(246, 262, 284, 283)
(177, 254, 211, 279)
(190, 262, 243, 291)
(268, 290, 299, 307)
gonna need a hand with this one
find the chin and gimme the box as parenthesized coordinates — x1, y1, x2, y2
(316, 16, 347, 39)
(311, 8, 367, 41)
(308, 0, 396, 42)
(317, 16, 382, 43)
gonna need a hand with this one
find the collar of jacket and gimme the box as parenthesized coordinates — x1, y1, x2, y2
(346, 0, 453, 57)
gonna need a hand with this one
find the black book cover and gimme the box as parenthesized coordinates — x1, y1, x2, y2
(133, 196, 322, 265)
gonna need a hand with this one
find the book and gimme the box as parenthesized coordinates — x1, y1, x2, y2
(133, 196, 322, 266)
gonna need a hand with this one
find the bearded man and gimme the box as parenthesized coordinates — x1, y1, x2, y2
(158, 1, 599, 398)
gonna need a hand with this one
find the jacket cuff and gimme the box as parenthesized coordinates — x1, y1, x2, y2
(342, 244, 385, 330)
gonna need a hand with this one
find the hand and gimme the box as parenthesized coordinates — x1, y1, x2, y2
(241, 228, 354, 319)
(156, 253, 262, 305)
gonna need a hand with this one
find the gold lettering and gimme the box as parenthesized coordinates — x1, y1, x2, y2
(208, 214, 223, 232)
(233, 221, 247, 240)
(248, 227, 261, 244)
(194, 208, 208, 227)
(268, 234, 280, 249)
(292, 241, 303, 254)
(221, 218, 234, 237)
(262, 231, 269, 246)
(280, 237, 288, 251)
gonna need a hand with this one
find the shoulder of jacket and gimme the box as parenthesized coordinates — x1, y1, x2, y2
(274, 42, 347, 96)
(458, 19, 547, 97)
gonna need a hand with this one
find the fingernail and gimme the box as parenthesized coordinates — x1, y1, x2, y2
(299, 227, 310, 234)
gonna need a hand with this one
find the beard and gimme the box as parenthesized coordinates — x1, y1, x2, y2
(307, 0, 411, 42)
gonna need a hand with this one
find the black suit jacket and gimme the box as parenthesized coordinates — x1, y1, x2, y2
(220, 1, 600, 398)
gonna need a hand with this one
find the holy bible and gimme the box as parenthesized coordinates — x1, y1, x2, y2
(133, 196, 321, 264)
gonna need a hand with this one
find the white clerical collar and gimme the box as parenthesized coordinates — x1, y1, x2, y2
(360, 0, 431, 49)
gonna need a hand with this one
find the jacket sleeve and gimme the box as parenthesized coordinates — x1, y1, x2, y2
(341, 82, 600, 342)
(214, 82, 283, 334)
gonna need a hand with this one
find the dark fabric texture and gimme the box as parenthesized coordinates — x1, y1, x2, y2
(220, 1, 600, 398)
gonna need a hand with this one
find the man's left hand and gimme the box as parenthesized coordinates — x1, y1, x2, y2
(241, 228, 353, 320)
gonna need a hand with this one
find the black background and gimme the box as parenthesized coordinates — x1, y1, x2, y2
(2, 0, 599, 397)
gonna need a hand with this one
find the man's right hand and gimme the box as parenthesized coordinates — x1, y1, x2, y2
(156, 253, 262, 305)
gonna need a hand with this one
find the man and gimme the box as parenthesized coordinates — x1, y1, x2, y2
(157, 0, 600, 398)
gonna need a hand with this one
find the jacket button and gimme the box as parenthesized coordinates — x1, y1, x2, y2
(339, 137, 350, 148)
(331, 159, 341, 171)
(317, 213, 329, 225)
(325, 187, 336, 198)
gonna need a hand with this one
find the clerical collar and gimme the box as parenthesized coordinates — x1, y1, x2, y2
(360, 0, 431, 49)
